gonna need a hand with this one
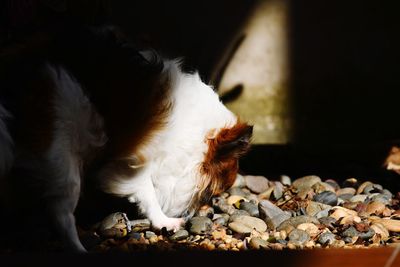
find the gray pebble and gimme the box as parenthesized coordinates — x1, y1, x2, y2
(337, 194, 354, 201)
(318, 217, 336, 228)
(305, 201, 332, 217)
(228, 187, 247, 197)
(273, 182, 284, 200)
(313, 191, 338, 206)
(259, 200, 291, 229)
(212, 197, 236, 215)
(240, 202, 259, 217)
(169, 229, 189, 241)
(245, 175, 270, 193)
(350, 194, 368, 203)
(318, 232, 336, 245)
(359, 228, 375, 240)
(277, 215, 319, 232)
(288, 229, 310, 244)
(369, 194, 391, 205)
(341, 226, 360, 238)
(343, 237, 353, 243)
(229, 215, 267, 233)
(363, 184, 383, 195)
(187, 216, 213, 235)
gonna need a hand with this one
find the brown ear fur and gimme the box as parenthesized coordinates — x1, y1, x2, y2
(198, 122, 253, 200)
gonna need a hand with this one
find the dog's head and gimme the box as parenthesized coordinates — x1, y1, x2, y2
(189, 121, 253, 211)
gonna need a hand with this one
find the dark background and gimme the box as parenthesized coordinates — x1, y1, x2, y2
(1, 0, 399, 191)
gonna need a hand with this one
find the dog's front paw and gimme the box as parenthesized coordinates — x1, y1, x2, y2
(151, 217, 185, 232)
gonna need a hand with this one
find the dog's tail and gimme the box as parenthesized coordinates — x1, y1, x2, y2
(0, 104, 13, 178)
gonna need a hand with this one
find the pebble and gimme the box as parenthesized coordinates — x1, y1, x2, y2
(130, 219, 151, 232)
(343, 178, 358, 188)
(231, 174, 246, 188)
(239, 201, 259, 217)
(196, 206, 214, 218)
(187, 217, 213, 235)
(227, 195, 246, 206)
(359, 228, 375, 240)
(365, 201, 386, 215)
(249, 237, 269, 249)
(212, 213, 229, 226)
(337, 187, 356, 196)
(369, 218, 400, 232)
(277, 215, 319, 233)
(292, 175, 321, 191)
(363, 184, 383, 195)
(370, 223, 390, 240)
(227, 187, 247, 197)
(297, 223, 320, 238)
(356, 181, 373, 194)
(318, 232, 336, 245)
(169, 230, 189, 241)
(350, 194, 368, 203)
(306, 201, 332, 217)
(280, 175, 291, 186)
(245, 175, 270, 193)
(341, 226, 360, 238)
(212, 197, 236, 215)
(145, 231, 156, 239)
(258, 200, 291, 229)
(319, 217, 337, 228)
(229, 215, 267, 233)
(288, 229, 310, 245)
(273, 182, 284, 200)
(313, 191, 338, 206)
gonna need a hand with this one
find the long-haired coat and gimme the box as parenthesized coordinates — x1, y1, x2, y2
(0, 25, 252, 252)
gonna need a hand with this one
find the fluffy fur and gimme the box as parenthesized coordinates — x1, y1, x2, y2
(0, 25, 252, 252)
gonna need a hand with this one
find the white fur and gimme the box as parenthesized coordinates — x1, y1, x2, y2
(102, 61, 237, 229)
(0, 104, 13, 178)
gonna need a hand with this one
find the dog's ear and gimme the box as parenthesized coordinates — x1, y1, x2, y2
(212, 123, 253, 160)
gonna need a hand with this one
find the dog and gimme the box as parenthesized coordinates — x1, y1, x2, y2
(0, 24, 252, 252)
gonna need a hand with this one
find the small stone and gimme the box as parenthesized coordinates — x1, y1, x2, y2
(312, 182, 336, 194)
(356, 181, 373, 194)
(319, 217, 336, 228)
(324, 179, 340, 190)
(130, 219, 151, 232)
(359, 228, 375, 240)
(231, 174, 246, 188)
(196, 205, 214, 218)
(213, 214, 229, 226)
(337, 187, 356, 196)
(169, 230, 189, 241)
(187, 216, 213, 235)
(369, 194, 391, 205)
(292, 175, 321, 191)
(148, 235, 159, 244)
(211, 229, 226, 240)
(369, 218, 400, 232)
(229, 210, 250, 222)
(228, 222, 253, 234)
(280, 175, 291, 186)
(297, 223, 320, 238)
(338, 194, 354, 201)
(98, 212, 131, 236)
(329, 206, 358, 221)
(212, 197, 236, 215)
(228, 187, 247, 197)
(249, 237, 269, 249)
(245, 175, 270, 193)
(273, 182, 284, 200)
(370, 223, 390, 240)
(313, 191, 338, 206)
(230, 215, 267, 233)
(240, 202, 259, 217)
(145, 231, 156, 239)
(288, 229, 310, 245)
(277, 215, 319, 233)
(258, 200, 291, 229)
(365, 201, 386, 215)
(343, 178, 358, 188)
(258, 187, 274, 200)
(318, 232, 336, 245)
(227, 195, 246, 206)
(350, 194, 368, 203)
(341, 226, 360, 238)
(306, 201, 332, 217)
(339, 215, 361, 225)
(363, 184, 383, 195)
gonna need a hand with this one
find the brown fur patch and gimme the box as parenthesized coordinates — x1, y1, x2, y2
(197, 121, 252, 203)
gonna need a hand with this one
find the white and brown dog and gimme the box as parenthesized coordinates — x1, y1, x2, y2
(0, 25, 252, 252)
